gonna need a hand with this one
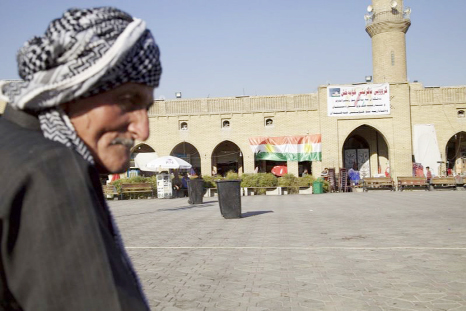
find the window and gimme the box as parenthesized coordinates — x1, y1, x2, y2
(222, 119, 230, 128)
(265, 117, 274, 127)
(179, 121, 188, 130)
(458, 110, 465, 118)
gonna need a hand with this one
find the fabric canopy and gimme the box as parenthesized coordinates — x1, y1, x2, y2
(146, 156, 192, 170)
(249, 135, 322, 161)
(134, 152, 159, 172)
(413, 124, 442, 176)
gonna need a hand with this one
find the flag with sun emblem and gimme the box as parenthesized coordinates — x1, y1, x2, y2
(249, 135, 322, 161)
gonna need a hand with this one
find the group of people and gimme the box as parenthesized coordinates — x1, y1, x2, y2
(0, 7, 162, 310)
(172, 173, 190, 197)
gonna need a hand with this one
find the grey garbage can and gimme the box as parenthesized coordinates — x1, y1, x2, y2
(188, 178, 204, 204)
(216, 180, 241, 219)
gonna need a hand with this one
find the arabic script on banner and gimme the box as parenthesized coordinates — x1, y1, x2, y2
(327, 83, 390, 116)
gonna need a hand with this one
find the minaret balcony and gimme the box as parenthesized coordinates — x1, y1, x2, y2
(365, 9, 411, 37)
(365, 9, 411, 26)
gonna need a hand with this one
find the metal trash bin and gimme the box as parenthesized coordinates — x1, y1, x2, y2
(216, 180, 242, 219)
(188, 178, 204, 204)
(312, 180, 324, 194)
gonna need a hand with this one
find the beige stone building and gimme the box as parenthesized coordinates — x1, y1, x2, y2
(139, 0, 465, 179)
(2, 0, 465, 180)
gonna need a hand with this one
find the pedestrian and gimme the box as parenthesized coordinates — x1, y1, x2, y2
(0, 7, 162, 310)
(181, 173, 190, 197)
(426, 166, 432, 183)
(172, 172, 182, 197)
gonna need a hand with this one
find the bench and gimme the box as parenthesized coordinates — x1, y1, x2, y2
(362, 177, 394, 192)
(458, 176, 466, 190)
(103, 184, 119, 199)
(298, 186, 313, 194)
(120, 183, 154, 199)
(204, 188, 217, 197)
(397, 177, 428, 191)
(242, 187, 283, 196)
(429, 177, 457, 190)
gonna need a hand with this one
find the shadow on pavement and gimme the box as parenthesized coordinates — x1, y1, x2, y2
(159, 202, 217, 212)
(241, 210, 274, 218)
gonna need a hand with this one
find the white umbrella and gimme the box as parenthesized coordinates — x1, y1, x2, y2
(146, 156, 192, 170)
(134, 152, 158, 172)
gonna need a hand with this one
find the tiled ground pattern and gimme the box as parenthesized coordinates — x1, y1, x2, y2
(109, 191, 466, 311)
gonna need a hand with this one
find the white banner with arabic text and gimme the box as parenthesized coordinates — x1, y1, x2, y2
(327, 83, 390, 116)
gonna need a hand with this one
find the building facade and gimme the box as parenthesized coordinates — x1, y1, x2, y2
(1, 0, 465, 178)
(137, 0, 465, 179)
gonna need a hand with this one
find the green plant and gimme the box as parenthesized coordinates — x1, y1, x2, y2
(278, 173, 299, 194)
(240, 173, 278, 195)
(225, 171, 239, 180)
(201, 175, 219, 188)
(257, 173, 278, 187)
(298, 175, 315, 187)
(128, 176, 149, 183)
(240, 174, 258, 187)
(147, 175, 158, 192)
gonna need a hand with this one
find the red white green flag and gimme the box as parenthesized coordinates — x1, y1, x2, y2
(249, 135, 322, 161)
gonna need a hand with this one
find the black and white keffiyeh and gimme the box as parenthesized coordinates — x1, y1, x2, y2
(3, 7, 161, 110)
(1, 7, 161, 163)
(0, 7, 162, 308)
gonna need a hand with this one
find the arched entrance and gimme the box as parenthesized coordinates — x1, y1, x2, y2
(212, 141, 244, 176)
(445, 131, 466, 175)
(170, 142, 201, 175)
(342, 125, 389, 178)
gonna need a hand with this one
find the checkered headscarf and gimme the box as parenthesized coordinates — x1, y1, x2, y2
(2, 7, 161, 110)
(0, 7, 162, 164)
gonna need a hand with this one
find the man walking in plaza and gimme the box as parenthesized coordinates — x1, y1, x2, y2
(0, 7, 161, 310)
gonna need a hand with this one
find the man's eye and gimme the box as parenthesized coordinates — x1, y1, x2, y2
(118, 100, 134, 112)
(119, 100, 148, 112)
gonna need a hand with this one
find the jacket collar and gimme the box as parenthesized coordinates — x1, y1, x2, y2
(3, 105, 41, 131)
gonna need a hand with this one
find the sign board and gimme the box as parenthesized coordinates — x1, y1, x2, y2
(156, 173, 173, 199)
(327, 83, 390, 116)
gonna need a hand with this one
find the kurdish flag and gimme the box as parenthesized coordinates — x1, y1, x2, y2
(249, 135, 322, 161)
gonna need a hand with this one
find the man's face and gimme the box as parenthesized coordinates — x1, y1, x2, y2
(64, 83, 154, 174)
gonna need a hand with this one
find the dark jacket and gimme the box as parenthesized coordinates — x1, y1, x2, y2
(0, 106, 149, 310)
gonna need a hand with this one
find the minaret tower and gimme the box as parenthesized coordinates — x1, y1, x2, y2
(365, 0, 411, 83)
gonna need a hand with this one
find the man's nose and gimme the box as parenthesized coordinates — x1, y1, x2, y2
(128, 108, 150, 141)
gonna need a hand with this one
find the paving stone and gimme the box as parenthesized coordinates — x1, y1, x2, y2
(109, 191, 466, 310)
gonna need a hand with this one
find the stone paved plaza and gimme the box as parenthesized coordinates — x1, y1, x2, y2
(109, 191, 466, 311)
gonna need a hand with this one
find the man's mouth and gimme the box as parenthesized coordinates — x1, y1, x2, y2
(110, 137, 135, 149)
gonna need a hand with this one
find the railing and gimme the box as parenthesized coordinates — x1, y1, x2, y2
(365, 9, 410, 26)
(411, 86, 466, 105)
(148, 93, 318, 117)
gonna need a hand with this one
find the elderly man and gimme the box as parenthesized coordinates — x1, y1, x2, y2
(0, 7, 161, 310)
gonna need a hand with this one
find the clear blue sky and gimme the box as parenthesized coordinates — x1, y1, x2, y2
(1, 1, 465, 99)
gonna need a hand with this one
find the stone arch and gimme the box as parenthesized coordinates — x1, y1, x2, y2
(445, 131, 466, 175)
(170, 142, 201, 175)
(211, 140, 244, 177)
(131, 143, 156, 154)
(342, 125, 390, 178)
